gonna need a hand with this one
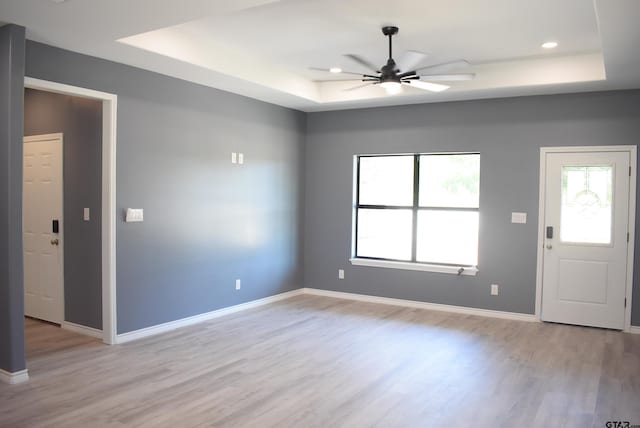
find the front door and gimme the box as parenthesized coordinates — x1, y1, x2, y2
(23, 133, 64, 324)
(541, 150, 630, 330)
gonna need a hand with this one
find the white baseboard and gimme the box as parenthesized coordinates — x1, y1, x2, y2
(629, 326, 640, 334)
(62, 321, 103, 339)
(111, 286, 544, 345)
(0, 368, 29, 385)
(301, 288, 537, 322)
(115, 289, 304, 344)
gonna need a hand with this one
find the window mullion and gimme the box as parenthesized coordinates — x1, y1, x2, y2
(411, 155, 420, 262)
(355, 157, 361, 257)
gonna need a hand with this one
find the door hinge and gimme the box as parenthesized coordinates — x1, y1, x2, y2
(627, 232, 630, 243)
(625, 298, 627, 308)
(630, 166, 632, 177)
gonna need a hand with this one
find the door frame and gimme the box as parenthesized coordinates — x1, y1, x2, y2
(24, 77, 117, 345)
(535, 145, 637, 332)
(23, 133, 65, 324)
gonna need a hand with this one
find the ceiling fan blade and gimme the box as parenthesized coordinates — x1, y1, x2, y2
(309, 67, 367, 77)
(416, 73, 476, 81)
(343, 82, 377, 92)
(397, 50, 428, 73)
(413, 60, 470, 74)
(404, 80, 450, 92)
(315, 79, 372, 83)
(344, 54, 379, 73)
(397, 71, 419, 79)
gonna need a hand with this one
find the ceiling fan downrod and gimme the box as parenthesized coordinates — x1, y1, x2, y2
(381, 26, 398, 60)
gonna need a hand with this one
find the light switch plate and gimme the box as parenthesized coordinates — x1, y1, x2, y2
(231, 152, 237, 164)
(83, 207, 90, 221)
(511, 212, 527, 224)
(338, 269, 344, 279)
(125, 208, 144, 223)
(238, 153, 244, 164)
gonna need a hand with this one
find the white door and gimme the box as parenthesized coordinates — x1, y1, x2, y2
(23, 134, 64, 324)
(541, 150, 630, 330)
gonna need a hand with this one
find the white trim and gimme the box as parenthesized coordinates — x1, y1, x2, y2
(628, 326, 640, 334)
(535, 145, 637, 333)
(115, 289, 304, 344)
(302, 288, 536, 322)
(114, 286, 539, 345)
(350, 258, 478, 276)
(23, 132, 63, 143)
(61, 321, 103, 339)
(24, 77, 118, 345)
(25, 78, 116, 102)
(625, 147, 637, 333)
(101, 89, 118, 345)
(0, 369, 29, 385)
(534, 149, 547, 322)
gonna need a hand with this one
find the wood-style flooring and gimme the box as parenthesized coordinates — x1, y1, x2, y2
(1, 294, 639, 428)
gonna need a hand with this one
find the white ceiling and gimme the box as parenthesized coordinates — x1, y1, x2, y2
(1, 0, 639, 112)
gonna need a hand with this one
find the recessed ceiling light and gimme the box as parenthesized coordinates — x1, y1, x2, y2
(541, 41, 558, 49)
(329, 67, 342, 73)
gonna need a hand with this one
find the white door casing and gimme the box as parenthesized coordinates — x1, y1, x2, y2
(23, 133, 64, 324)
(25, 77, 118, 345)
(540, 149, 631, 330)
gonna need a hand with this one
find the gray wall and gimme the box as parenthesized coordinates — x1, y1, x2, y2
(0, 24, 26, 373)
(304, 91, 640, 326)
(25, 41, 306, 334)
(24, 89, 103, 329)
(3, 34, 636, 369)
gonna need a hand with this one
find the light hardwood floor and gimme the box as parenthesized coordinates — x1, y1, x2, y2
(1, 295, 639, 428)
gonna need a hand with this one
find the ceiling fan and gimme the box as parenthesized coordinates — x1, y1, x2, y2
(311, 26, 475, 94)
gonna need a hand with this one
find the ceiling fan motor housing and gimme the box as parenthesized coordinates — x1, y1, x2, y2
(381, 26, 399, 36)
(380, 59, 399, 82)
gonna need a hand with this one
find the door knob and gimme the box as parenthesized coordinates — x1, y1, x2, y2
(546, 244, 552, 250)
(51, 238, 59, 246)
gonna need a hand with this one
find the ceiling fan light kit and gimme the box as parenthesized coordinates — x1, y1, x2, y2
(312, 25, 475, 95)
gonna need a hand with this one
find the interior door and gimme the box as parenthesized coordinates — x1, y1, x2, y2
(541, 150, 630, 330)
(23, 134, 64, 324)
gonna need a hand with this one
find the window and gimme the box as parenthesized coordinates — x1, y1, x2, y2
(353, 153, 480, 274)
(560, 165, 612, 244)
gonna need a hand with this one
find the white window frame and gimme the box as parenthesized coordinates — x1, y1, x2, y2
(350, 153, 479, 276)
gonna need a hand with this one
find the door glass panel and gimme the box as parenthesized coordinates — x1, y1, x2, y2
(560, 165, 612, 244)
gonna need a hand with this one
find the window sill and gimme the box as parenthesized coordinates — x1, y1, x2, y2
(349, 258, 478, 276)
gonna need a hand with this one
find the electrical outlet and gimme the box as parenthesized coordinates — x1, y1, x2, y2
(338, 269, 344, 280)
(83, 207, 90, 221)
(491, 284, 499, 296)
(235, 279, 241, 290)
